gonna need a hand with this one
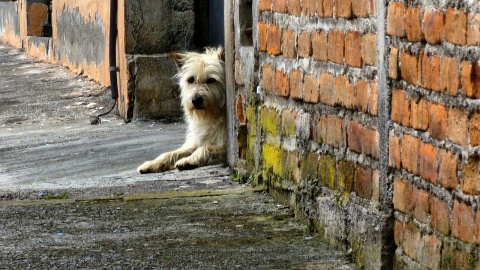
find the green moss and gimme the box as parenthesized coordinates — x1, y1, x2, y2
(245, 104, 257, 136)
(44, 193, 69, 200)
(262, 144, 284, 176)
(260, 107, 279, 136)
(336, 160, 354, 194)
(301, 152, 318, 181)
(281, 110, 296, 136)
(318, 155, 336, 189)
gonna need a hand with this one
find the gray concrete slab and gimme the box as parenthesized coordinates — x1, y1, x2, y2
(0, 42, 357, 269)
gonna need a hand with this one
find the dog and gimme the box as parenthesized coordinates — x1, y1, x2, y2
(137, 47, 226, 174)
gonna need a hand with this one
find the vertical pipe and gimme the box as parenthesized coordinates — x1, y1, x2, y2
(109, 0, 118, 100)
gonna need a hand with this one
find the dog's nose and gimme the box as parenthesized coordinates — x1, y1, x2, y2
(192, 95, 204, 109)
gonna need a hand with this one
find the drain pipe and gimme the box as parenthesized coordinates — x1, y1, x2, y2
(109, 0, 118, 99)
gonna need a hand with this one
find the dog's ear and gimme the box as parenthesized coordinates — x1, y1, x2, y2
(218, 47, 225, 62)
(168, 52, 187, 69)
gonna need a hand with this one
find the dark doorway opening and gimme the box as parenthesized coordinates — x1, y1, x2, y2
(194, 0, 224, 48)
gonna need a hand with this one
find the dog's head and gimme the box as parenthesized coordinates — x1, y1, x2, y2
(169, 47, 225, 118)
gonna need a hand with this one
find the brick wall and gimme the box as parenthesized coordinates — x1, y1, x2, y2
(232, 0, 480, 269)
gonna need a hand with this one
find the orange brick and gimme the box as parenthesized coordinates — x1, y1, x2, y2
(369, 0, 376, 16)
(354, 79, 369, 113)
(302, 0, 316, 17)
(326, 115, 344, 148)
(347, 121, 363, 153)
(420, 142, 437, 184)
(411, 98, 428, 131)
(400, 51, 421, 86)
(319, 72, 335, 106)
(262, 63, 275, 92)
(402, 134, 420, 175)
(461, 156, 479, 196)
(304, 74, 319, 103)
(355, 166, 373, 199)
(412, 185, 430, 224)
(275, 69, 289, 97)
(273, 0, 287, 13)
(289, 69, 303, 100)
(336, 0, 352, 18)
(403, 221, 421, 260)
(335, 75, 354, 109)
(428, 101, 448, 141)
(314, 115, 327, 144)
(282, 28, 296, 59)
(476, 210, 480, 244)
(440, 56, 460, 96)
(387, 2, 405, 37)
(312, 30, 328, 62)
(422, 54, 440, 92)
(328, 30, 345, 64)
(447, 107, 468, 147)
(471, 112, 480, 146)
(361, 33, 377, 66)
(393, 177, 414, 213)
(236, 95, 246, 123)
(461, 61, 480, 99)
(452, 200, 475, 243)
(405, 6, 424, 42)
(394, 220, 405, 246)
(318, 0, 333, 17)
(431, 196, 450, 236)
(267, 24, 281, 56)
(369, 80, 378, 116)
(424, 9, 445, 45)
(438, 148, 459, 190)
(297, 31, 311, 58)
(287, 0, 301, 16)
(467, 13, 480, 46)
(389, 46, 399, 79)
(445, 8, 467, 46)
(345, 31, 362, 68)
(389, 131, 401, 169)
(258, 22, 267, 52)
(352, 0, 368, 18)
(391, 88, 411, 127)
(259, 0, 272, 12)
(363, 126, 380, 159)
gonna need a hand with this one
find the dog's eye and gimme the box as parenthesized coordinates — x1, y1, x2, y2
(206, 78, 217, 84)
(187, 77, 195, 84)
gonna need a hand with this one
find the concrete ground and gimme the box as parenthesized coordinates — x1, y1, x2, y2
(0, 42, 357, 269)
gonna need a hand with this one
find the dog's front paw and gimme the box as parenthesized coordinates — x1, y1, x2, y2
(175, 158, 198, 171)
(137, 160, 170, 174)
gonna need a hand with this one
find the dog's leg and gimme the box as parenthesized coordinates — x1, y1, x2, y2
(137, 145, 196, 174)
(175, 145, 226, 170)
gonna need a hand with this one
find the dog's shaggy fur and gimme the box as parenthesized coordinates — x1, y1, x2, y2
(137, 47, 226, 173)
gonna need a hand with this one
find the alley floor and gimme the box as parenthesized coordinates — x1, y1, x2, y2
(0, 42, 357, 269)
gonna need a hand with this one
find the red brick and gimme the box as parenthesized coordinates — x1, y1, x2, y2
(387, 2, 405, 37)
(461, 156, 479, 196)
(431, 196, 450, 236)
(400, 51, 421, 86)
(287, 0, 301, 16)
(335, 75, 354, 109)
(369, 80, 378, 116)
(318, 0, 333, 17)
(445, 8, 467, 46)
(372, 170, 380, 202)
(355, 166, 373, 199)
(447, 107, 468, 147)
(236, 95, 246, 123)
(354, 79, 369, 113)
(282, 28, 296, 59)
(411, 98, 428, 131)
(424, 9, 445, 45)
(326, 115, 344, 148)
(335, 0, 352, 18)
(302, 0, 316, 17)
(419, 234, 442, 270)
(402, 134, 420, 175)
(363, 126, 380, 159)
(361, 33, 377, 66)
(262, 63, 275, 92)
(273, 0, 287, 13)
(328, 30, 345, 64)
(391, 88, 411, 127)
(475, 210, 480, 244)
(319, 72, 335, 106)
(394, 220, 405, 246)
(347, 121, 363, 154)
(405, 6, 424, 42)
(259, 0, 272, 12)
(297, 31, 311, 58)
(258, 22, 267, 52)
(352, 0, 368, 18)
(312, 30, 328, 62)
(412, 185, 430, 224)
(467, 13, 480, 46)
(461, 61, 480, 98)
(420, 142, 437, 184)
(452, 200, 475, 243)
(440, 56, 460, 96)
(304, 74, 319, 103)
(267, 24, 281, 56)
(369, 0, 376, 16)
(289, 69, 303, 100)
(345, 31, 362, 68)
(337, 160, 354, 193)
(275, 69, 289, 97)
(470, 112, 480, 146)
(422, 54, 440, 92)
(393, 177, 414, 213)
(389, 131, 401, 169)
(403, 221, 421, 260)
(314, 115, 327, 144)
(438, 148, 459, 190)
(428, 101, 448, 141)
(389, 46, 399, 80)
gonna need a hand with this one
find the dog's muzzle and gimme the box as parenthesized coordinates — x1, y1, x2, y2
(192, 95, 204, 109)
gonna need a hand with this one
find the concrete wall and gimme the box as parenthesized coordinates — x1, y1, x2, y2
(0, 1, 22, 48)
